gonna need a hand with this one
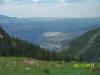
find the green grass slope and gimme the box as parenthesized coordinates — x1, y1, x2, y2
(57, 28, 100, 62)
(0, 57, 100, 75)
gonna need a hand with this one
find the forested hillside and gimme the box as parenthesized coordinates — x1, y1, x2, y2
(57, 28, 100, 62)
(0, 26, 57, 61)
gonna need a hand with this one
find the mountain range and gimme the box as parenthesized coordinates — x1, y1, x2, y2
(0, 15, 100, 50)
(0, 15, 100, 61)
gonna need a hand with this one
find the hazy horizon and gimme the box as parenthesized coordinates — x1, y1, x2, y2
(1, 14, 100, 19)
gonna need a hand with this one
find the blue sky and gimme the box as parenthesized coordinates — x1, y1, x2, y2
(0, 0, 100, 18)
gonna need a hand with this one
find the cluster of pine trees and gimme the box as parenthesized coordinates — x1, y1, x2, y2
(0, 27, 81, 62)
(0, 34, 59, 61)
(0, 34, 79, 62)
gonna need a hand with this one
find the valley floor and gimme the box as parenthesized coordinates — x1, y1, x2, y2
(0, 57, 100, 75)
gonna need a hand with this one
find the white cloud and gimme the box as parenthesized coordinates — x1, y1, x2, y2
(86, 0, 100, 2)
(32, 0, 39, 3)
(4, 0, 12, 2)
(0, 3, 18, 10)
(59, 0, 65, 3)
(58, 0, 69, 6)
(33, 4, 39, 7)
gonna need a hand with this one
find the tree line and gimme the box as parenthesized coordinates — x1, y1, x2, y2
(0, 32, 83, 62)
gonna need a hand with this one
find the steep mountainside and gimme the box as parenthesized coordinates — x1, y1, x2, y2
(57, 28, 100, 62)
(0, 26, 55, 60)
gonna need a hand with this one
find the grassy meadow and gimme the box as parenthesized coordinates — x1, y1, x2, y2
(0, 57, 100, 75)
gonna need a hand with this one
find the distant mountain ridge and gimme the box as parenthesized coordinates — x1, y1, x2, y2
(0, 15, 100, 50)
(57, 28, 100, 62)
